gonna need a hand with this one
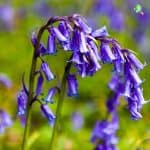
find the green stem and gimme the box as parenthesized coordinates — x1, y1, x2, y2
(49, 59, 72, 150)
(21, 24, 48, 150)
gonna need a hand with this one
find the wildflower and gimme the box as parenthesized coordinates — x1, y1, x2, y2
(71, 112, 84, 130)
(40, 104, 55, 126)
(47, 35, 56, 54)
(36, 74, 44, 96)
(91, 114, 118, 149)
(100, 42, 115, 63)
(0, 110, 12, 133)
(58, 21, 70, 50)
(49, 27, 67, 42)
(41, 62, 55, 81)
(67, 74, 78, 97)
(71, 28, 80, 51)
(91, 26, 109, 38)
(72, 14, 92, 33)
(17, 90, 28, 115)
(45, 87, 56, 103)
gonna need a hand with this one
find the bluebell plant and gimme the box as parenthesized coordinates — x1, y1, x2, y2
(16, 14, 147, 150)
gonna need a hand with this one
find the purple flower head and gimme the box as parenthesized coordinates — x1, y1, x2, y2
(0, 73, 12, 88)
(69, 51, 83, 65)
(0, 5, 14, 31)
(45, 87, 56, 103)
(89, 48, 101, 71)
(67, 74, 78, 97)
(36, 74, 44, 96)
(91, 26, 109, 38)
(127, 97, 142, 120)
(58, 21, 71, 50)
(41, 62, 55, 81)
(127, 52, 145, 71)
(31, 32, 47, 55)
(95, 143, 117, 150)
(100, 42, 115, 63)
(49, 27, 67, 42)
(47, 35, 56, 55)
(72, 14, 92, 33)
(91, 113, 118, 148)
(71, 28, 81, 51)
(0, 110, 12, 134)
(80, 32, 89, 53)
(71, 112, 84, 130)
(17, 90, 28, 116)
(88, 40, 101, 61)
(106, 93, 119, 113)
(40, 104, 55, 126)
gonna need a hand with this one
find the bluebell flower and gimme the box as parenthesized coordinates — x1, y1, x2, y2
(88, 40, 101, 61)
(106, 94, 119, 113)
(58, 21, 70, 50)
(49, 27, 67, 42)
(80, 32, 88, 53)
(91, 26, 109, 38)
(124, 62, 142, 86)
(31, 32, 47, 55)
(100, 42, 115, 63)
(17, 90, 28, 115)
(71, 112, 84, 130)
(41, 62, 55, 81)
(127, 52, 145, 71)
(91, 113, 118, 149)
(0, 5, 14, 31)
(40, 104, 55, 126)
(45, 87, 56, 103)
(127, 98, 142, 120)
(36, 74, 44, 96)
(71, 28, 81, 51)
(0, 110, 12, 134)
(66, 74, 78, 97)
(47, 35, 56, 54)
(72, 14, 92, 33)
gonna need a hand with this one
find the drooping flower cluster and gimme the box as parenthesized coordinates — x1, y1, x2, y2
(0, 110, 12, 133)
(16, 15, 147, 148)
(91, 113, 119, 150)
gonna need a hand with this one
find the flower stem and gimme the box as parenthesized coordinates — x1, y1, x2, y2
(21, 24, 47, 150)
(49, 58, 72, 150)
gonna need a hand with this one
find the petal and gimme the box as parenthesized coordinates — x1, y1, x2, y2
(92, 26, 109, 37)
(17, 90, 27, 115)
(45, 87, 56, 103)
(50, 27, 67, 42)
(72, 14, 92, 33)
(36, 74, 44, 96)
(71, 28, 80, 51)
(40, 105, 55, 126)
(67, 74, 78, 96)
(41, 62, 55, 81)
(128, 52, 145, 71)
(47, 35, 56, 54)
(100, 42, 115, 63)
(80, 32, 88, 53)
